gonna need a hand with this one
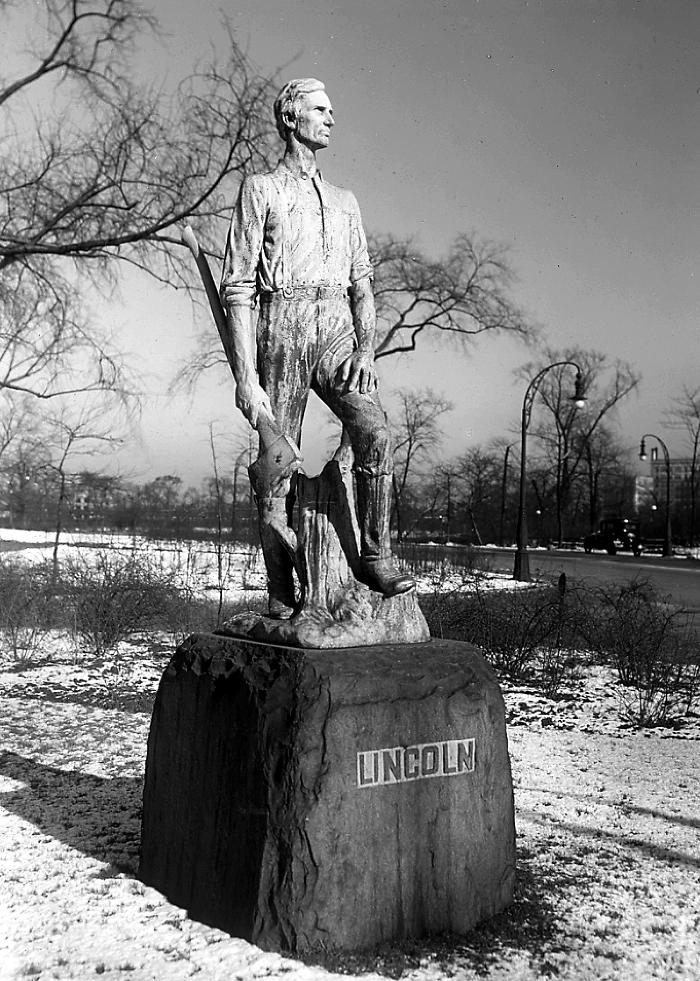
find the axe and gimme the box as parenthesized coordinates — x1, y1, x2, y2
(181, 225, 301, 485)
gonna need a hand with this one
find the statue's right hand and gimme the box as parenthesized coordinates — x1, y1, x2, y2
(235, 379, 273, 428)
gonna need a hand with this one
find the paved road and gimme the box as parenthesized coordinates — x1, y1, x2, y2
(480, 547, 700, 611)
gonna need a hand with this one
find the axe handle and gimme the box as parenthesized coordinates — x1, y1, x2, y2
(181, 225, 236, 374)
(256, 413, 280, 448)
(181, 225, 287, 449)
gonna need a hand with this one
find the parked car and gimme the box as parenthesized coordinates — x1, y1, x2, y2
(583, 518, 643, 556)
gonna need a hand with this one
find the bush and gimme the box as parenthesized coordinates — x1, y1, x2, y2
(421, 575, 583, 690)
(580, 578, 700, 726)
(62, 550, 182, 655)
(0, 558, 53, 663)
(164, 590, 266, 646)
(422, 572, 700, 726)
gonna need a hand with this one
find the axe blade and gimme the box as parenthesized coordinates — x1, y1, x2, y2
(248, 432, 302, 488)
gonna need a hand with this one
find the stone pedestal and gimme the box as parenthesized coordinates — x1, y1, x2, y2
(139, 634, 515, 955)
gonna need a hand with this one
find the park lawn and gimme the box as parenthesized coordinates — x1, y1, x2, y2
(0, 531, 698, 980)
(0, 626, 698, 981)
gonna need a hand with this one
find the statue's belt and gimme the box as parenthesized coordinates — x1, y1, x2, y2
(259, 285, 348, 302)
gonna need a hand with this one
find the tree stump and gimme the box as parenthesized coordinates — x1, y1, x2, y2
(222, 449, 429, 648)
(139, 633, 516, 955)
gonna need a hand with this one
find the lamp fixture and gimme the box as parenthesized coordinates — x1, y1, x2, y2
(571, 372, 587, 409)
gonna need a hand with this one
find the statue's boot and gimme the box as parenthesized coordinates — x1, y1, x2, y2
(355, 471, 415, 597)
(258, 497, 297, 619)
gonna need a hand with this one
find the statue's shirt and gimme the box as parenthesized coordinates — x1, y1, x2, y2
(220, 160, 373, 308)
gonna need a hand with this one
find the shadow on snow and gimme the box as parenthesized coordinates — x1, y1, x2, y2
(0, 750, 142, 876)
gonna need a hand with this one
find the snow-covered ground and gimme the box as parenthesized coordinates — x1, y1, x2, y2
(1, 531, 698, 980)
(0, 527, 530, 612)
(0, 528, 270, 602)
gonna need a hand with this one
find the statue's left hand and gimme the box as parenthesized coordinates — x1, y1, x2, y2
(336, 350, 377, 394)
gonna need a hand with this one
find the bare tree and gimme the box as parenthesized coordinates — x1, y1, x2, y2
(582, 426, 636, 530)
(37, 402, 123, 575)
(664, 384, 700, 545)
(208, 425, 232, 624)
(390, 388, 452, 539)
(448, 447, 504, 545)
(0, 0, 278, 401)
(370, 233, 531, 359)
(0, 394, 38, 461)
(520, 347, 640, 543)
(0, 406, 52, 528)
(0, 260, 124, 401)
(139, 474, 183, 533)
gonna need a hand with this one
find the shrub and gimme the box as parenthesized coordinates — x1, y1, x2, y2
(63, 549, 182, 655)
(421, 575, 582, 689)
(421, 571, 700, 725)
(0, 558, 53, 663)
(164, 590, 266, 646)
(580, 578, 700, 726)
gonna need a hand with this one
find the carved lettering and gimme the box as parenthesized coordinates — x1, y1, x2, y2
(404, 747, 420, 779)
(421, 745, 439, 775)
(458, 740, 475, 773)
(382, 748, 402, 783)
(357, 738, 475, 788)
(357, 753, 373, 787)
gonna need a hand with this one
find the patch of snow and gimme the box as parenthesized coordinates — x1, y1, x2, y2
(1, 531, 699, 979)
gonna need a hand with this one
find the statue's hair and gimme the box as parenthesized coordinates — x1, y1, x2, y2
(273, 78, 326, 141)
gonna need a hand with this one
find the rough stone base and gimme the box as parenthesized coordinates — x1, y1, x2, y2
(219, 585, 428, 648)
(139, 634, 516, 955)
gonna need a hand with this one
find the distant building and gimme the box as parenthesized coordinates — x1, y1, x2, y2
(647, 454, 697, 511)
(635, 447, 700, 515)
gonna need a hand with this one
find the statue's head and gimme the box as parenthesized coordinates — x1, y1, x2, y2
(274, 78, 333, 149)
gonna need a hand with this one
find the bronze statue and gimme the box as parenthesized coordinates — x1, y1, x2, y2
(219, 78, 414, 619)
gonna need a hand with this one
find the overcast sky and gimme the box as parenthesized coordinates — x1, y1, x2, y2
(101, 0, 700, 484)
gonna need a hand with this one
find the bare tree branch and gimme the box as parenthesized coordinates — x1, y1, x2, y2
(0, 0, 278, 410)
(371, 232, 533, 360)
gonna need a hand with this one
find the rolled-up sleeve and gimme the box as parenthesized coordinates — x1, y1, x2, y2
(347, 193, 373, 285)
(220, 176, 267, 308)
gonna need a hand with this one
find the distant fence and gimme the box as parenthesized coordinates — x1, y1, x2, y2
(640, 539, 667, 554)
(551, 537, 674, 555)
(545, 537, 671, 555)
(395, 541, 484, 574)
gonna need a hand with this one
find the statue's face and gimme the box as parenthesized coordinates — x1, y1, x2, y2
(289, 89, 335, 150)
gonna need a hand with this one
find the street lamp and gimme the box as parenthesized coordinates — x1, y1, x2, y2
(499, 443, 513, 547)
(513, 362, 586, 581)
(639, 434, 673, 557)
(534, 508, 543, 547)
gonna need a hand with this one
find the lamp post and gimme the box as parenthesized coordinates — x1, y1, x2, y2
(499, 443, 513, 547)
(639, 434, 673, 557)
(513, 362, 586, 581)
